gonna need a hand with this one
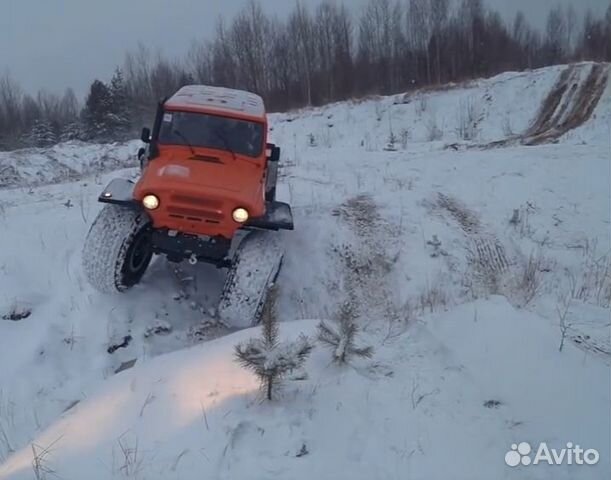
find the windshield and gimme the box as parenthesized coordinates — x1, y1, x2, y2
(158, 110, 264, 158)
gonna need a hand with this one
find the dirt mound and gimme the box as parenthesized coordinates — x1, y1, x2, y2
(524, 63, 609, 145)
(481, 63, 609, 149)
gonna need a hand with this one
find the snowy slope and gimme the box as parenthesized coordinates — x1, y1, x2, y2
(1, 300, 608, 480)
(0, 141, 140, 188)
(0, 64, 609, 479)
(270, 64, 567, 148)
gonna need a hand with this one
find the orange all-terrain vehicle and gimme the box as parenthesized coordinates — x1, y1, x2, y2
(82, 85, 293, 328)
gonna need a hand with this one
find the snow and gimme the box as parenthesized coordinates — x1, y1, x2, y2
(0, 64, 609, 479)
(218, 231, 284, 328)
(158, 164, 191, 178)
(82, 204, 150, 293)
(1, 303, 607, 480)
(166, 85, 266, 119)
(271, 64, 568, 148)
(0, 140, 140, 188)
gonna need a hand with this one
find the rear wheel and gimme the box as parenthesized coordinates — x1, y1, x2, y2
(217, 231, 284, 328)
(83, 205, 153, 293)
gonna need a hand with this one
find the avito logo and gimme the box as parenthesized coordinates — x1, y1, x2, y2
(505, 442, 599, 467)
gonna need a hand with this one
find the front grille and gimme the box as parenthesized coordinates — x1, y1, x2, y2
(170, 195, 223, 209)
(166, 194, 224, 224)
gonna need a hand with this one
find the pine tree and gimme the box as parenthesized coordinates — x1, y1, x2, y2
(108, 68, 131, 140)
(26, 119, 57, 147)
(234, 289, 313, 400)
(82, 79, 113, 142)
(317, 302, 373, 363)
(59, 121, 84, 142)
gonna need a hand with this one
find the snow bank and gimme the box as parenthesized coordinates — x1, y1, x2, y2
(270, 65, 564, 148)
(1, 300, 608, 480)
(270, 63, 609, 149)
(0, 141, 140, 188)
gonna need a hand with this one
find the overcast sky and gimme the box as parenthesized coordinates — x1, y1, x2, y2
(1, 0, 607, 98)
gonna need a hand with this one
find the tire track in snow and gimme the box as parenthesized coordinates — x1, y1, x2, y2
(431, 192, 512, 295)
(524, 63, 609, 145)
(482, 62, 609, 149)
(333, 194, 401, 333)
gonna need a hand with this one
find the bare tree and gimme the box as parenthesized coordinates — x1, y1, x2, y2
(332, 4, 355, 99)
(358, 0, 404, 94)
(230, 0, 271, 96)
(606, 2, 611, 59)
(545, 5, 568, 64)
(0, 73, 22, 147)
(267, 20, 294, 110)
(460, 0, 486, 77)
(565, 4, 577, 55)
(187, 40, 213, 85)
(288, 2, 317, 106)
(408, 0, 432, 85)
(576, 7, 611, 61)
(316, 1, 339, 102)
(431, 0, 450, 84)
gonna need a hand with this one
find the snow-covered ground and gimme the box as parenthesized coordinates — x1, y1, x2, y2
(0, 64, 609, 479)
(0, 141, 140, 188)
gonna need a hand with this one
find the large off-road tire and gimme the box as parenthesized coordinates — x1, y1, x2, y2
(217, 231, 284, 329)
(82, 205, 153, 293)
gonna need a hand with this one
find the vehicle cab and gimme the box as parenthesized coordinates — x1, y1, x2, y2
(134, 85, 283, 239)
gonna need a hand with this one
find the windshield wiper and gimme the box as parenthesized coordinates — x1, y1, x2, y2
(211, 128, 237, 161)
(173, 129, 197, 157)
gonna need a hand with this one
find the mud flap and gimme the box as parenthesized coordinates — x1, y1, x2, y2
(246, 201, 294, 231)
(98, 178, 138, 207)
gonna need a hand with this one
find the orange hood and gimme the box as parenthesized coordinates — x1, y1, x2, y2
(133, 146, 266, 238)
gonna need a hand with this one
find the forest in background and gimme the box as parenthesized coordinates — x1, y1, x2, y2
(0, 0, 609, 150)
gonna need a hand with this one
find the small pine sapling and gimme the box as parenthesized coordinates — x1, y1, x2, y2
(235, 289, 313, 400)
(384, 131, 398, 151)
(384, 113, 397, 151)
(317, 302, 373, 363)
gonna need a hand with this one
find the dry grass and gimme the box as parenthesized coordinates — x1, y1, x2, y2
(114, 433, 144, 478)
(510, 251, 547, 307)
(455, 97, 481, 141)
(425, 117, 443, 141)
(31, 437, 62, 480)
(417, 278, 450, 314)
(509, 203, 536, 238)
(564, 251, 611, 308)
(0, 391, 15, 462)
(435, 193, 480, 234)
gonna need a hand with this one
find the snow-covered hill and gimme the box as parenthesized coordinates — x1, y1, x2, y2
(0, 64, 609, 479)
(0, 141, 140, 188)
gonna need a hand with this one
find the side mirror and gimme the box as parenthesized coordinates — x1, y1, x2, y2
(138, 146, 150, 170)
(268, 145, 280, 162)
(141, 127, 151, 144)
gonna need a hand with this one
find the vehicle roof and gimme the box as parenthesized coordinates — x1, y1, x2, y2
(164, 85, 266, 120)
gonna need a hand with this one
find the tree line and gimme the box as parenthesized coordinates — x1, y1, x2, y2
(1, 0, 610, 150)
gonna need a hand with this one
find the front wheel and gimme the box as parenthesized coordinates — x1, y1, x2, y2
(217, 231, 284, 329)
(82, 205, 153, 293)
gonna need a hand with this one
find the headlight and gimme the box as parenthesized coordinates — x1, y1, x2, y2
(232, 207, 249, 223)
(142, 194, 160, 210)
